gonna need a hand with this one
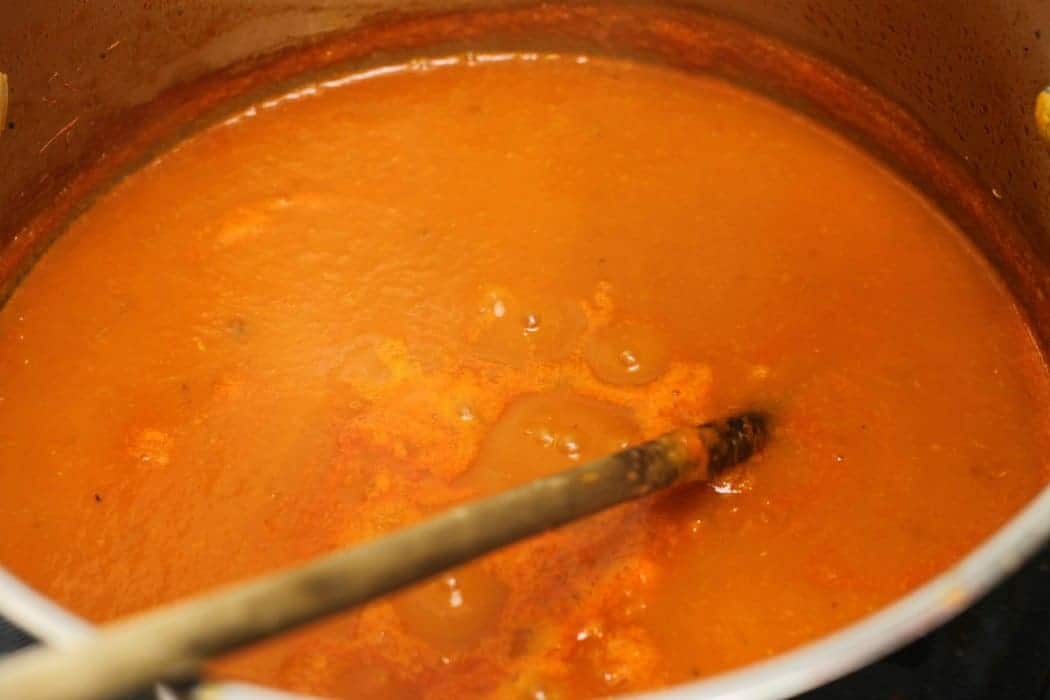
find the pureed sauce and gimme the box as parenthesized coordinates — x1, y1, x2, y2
(0, 53, 1047, 699)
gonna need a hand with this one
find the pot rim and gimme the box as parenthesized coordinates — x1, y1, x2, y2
(0, 485, 1047, 699)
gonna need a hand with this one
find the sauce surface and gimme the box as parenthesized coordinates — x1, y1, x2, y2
(0, 55, 1047, 699)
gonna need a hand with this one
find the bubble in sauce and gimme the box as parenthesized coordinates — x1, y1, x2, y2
(392, 564, 508, 654)
(480, 288, 513, 321)
(335, 334, 420, 398)
(474, 287, 586, 366)
(584, 322, 670, 386)
(524, 302, 586, 361)
(522, 313, 542, 335)
(464, 390, 640, 491)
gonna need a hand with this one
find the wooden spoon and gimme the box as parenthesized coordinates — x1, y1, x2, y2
(0, 412, 767, 700)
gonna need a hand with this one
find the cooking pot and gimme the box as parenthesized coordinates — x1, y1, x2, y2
(0, 2, 1048, 699)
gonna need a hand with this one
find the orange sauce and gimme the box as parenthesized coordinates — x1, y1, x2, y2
(0, 54, 1047, 698)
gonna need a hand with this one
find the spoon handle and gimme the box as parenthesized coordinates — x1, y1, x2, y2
(0, 412, 767, 700)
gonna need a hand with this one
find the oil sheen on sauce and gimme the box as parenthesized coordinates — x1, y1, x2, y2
(0, 54, 1047, 699)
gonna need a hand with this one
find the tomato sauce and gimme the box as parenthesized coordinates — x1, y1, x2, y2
(0, 54, 1047, 698)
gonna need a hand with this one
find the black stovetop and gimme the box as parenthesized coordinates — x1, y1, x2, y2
(2, 545, 1048, 699)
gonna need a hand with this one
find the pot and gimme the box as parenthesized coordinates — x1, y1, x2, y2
(0, 3, 1047, 699)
